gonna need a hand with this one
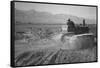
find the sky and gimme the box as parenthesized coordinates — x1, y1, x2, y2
(15, 2, 97, 19)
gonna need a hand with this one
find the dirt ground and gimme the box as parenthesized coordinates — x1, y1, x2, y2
(14, 34, 97, 66)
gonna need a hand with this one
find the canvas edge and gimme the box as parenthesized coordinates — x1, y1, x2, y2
(10, 1, 15, 67)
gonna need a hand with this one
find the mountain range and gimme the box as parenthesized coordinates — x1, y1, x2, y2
(15, 9, 96, 24)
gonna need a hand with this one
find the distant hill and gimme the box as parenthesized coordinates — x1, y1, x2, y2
(15, 9, 96, 24)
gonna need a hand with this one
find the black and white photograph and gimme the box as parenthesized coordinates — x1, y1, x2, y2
(11, 1, 97, 67)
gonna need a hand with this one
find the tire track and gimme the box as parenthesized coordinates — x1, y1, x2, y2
(55, 49, 63, 63)
(42, 49, 60, 64)
(47, 49, 61, 64)
(34, 51, 53, 65)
